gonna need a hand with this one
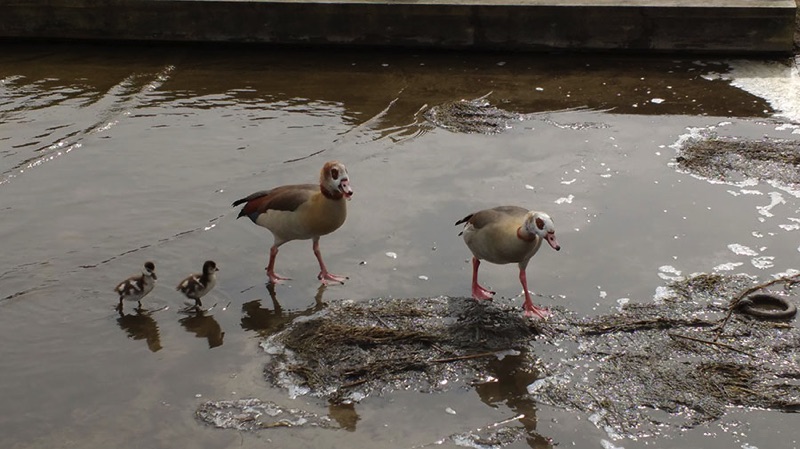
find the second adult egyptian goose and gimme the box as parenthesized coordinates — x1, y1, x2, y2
(455, 206, 561, 318)
(232, 161, 353, 285)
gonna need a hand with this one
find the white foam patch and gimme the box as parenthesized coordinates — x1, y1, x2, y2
(768, 179, 800, 199)
(751, 256, 775, 270)
(773, 268, 800, 278)
(714, 262, 744, 272)
(779, 217, 800, 231)
(727, 59, 800, 122)
(775, 123, 800, 132)
(657, 265, 682, 281)
(756, 192, 786, 218)
(601, 440, 625, 449)
(653, 286, 675, 304)
(728, 244, 759, 256)
(555, 194, 574, 205)
(669, 126, 706, 151)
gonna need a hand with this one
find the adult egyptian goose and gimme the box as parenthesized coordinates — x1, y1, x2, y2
(455, 206, 561, 318)
(232, 161, 353, 285)
(177, 260, 219, 310)
(114, 261, 157, 311)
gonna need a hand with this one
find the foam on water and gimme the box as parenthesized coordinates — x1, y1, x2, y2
(714, 262, 744, 272)
(657, 265, 682, 281)
(778, 217, 800, 231)
(750, 256, 775, 270)
(728, 244, 759, 257)
(756, 192, 786, 218)
(555, 194, 575, 205)
(727, 59, 800, 123)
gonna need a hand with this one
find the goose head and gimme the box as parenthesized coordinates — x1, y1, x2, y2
(524, 212, 561, 251)
(321, 160, 353, 200)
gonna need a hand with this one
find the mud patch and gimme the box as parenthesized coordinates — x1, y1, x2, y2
(262, 296, 544, 402)
(202, 274, 799, 441)
(674, 135, 800, 187)
(532, 272, 800, 440)
(423, 96, 523, 134)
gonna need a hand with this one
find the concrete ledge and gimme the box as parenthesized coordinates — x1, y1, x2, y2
(0, 0, 795, 53)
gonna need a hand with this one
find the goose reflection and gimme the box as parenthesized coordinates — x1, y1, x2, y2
(116, 308, 163, 352)
(240, 283, 326, 338)
(178, 310, 225, 349)
(473, 351, 552, 448)
(328, 401, 359, 432)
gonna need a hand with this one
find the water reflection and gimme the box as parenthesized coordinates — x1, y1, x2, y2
(474, 352, 552, 448)
(328, 402, 360, 432)
(1, 43, 775, 191)
(240, 283, 327, 337)
(116, 308, 162, 352)
(178, 310, 225, 349)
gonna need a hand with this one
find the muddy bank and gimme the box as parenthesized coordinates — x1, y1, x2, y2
(197, 272, 799, 441)
(263, 296, 543, 402)
(533, 272, 800, 439)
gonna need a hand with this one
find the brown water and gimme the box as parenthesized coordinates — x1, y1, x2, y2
(1, 43, 799, 449)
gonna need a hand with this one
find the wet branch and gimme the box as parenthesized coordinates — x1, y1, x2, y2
(430, 351, 502, 363)
(668, 332, 754, 357)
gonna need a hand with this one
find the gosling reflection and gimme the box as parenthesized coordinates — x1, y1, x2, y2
(116, 308, 163, 353)
(178, 310, 225, 349)
(240, 283, 326, 338)
(473, 352, 552, 448)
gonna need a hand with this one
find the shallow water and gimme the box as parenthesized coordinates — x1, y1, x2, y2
(1, 43, 798, 449)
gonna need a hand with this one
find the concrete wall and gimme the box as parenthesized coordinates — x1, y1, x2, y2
(0, 0, 795, 53)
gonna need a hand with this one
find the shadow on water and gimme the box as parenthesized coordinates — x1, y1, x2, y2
(178, 310, 225, 349)
(116, 308, 163, 353)
(240, 283, 327, 337)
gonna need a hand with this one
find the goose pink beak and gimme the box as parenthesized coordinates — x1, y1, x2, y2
(340, 179, 353, 200)
(546, 233, 560, 251)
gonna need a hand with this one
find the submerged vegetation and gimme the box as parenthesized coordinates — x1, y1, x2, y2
(265, 296, 542, 402)
(198, 273, 799, 441)
(534, 272, 800, 438)
(675, 136, 800, 186)
(423, 96, 523, 134)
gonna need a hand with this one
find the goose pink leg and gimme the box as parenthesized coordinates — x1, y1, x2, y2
(519, 268, 550, 319)
(313, 238, 348, 285)
(471, 257, 495, 300)
(266, 246, 291, 284)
